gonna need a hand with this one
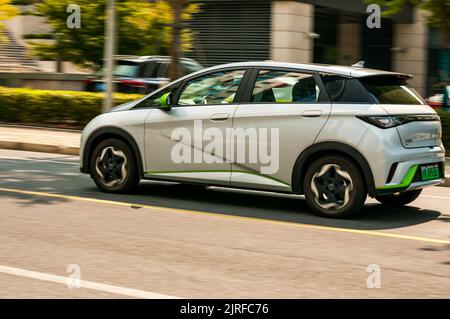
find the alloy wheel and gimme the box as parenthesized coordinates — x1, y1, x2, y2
(95, 146, 128, 187)
(310, 164, 354, 210)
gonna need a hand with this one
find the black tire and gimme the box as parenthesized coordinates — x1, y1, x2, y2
(375, 189, 422, 206)
(90, 138, 140, 193)
(303, 155, 367, 218)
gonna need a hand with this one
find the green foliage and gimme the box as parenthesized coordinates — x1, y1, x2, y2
(23, 33, 54, 40)
(31, 0, 200, 69)
(367, 0, 450, 44)
(436, 108, 450, 152)
(0, 86, 142, 127)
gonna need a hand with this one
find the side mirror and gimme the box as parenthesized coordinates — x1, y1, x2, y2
(159, 92, 173, 110)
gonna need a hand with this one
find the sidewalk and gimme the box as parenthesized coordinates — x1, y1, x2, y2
(0, 124, 450, 186)
(0, 124, 80, 155)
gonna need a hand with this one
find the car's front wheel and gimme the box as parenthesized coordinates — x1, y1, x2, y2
(90, 138, 139, 193)
(375, 189, 422, 206)
(303, 155, 367, 218)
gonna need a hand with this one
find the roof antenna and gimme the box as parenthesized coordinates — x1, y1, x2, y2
(351, 61, 365, 68)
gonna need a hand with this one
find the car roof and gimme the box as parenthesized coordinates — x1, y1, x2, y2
(196, 61, 412, 78)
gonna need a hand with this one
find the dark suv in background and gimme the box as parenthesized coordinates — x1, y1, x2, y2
(85, 55, 203, 94)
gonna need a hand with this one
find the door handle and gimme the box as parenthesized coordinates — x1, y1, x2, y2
(210, 113, 229, 121)
(301, 110, 322, 118)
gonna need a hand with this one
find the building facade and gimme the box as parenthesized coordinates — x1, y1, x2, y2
(186, 0, 434, 96)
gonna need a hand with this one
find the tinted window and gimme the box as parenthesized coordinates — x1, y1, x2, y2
(142, 61, 158, 78)
(321, 75, 373, 103)
(177, 69, 246, 106)
(156, 62, 170, 77)
(251, 70, 319, 103)
(360, 76, 425, 105)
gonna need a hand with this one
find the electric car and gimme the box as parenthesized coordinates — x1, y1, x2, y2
(80, 61, 445, 218)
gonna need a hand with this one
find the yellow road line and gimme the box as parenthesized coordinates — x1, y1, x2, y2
(1, 187, 449, 245)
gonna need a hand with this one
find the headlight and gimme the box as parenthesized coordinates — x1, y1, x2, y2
(357, 114, 440, 129)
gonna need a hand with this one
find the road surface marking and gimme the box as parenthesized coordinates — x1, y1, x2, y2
(422, 194, 450, 200)
(0, 265, 178, 299)
(1, 187, 449, 245)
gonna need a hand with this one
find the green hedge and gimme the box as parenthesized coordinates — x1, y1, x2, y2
(0, 87, 143, 127)
(436, 109, 450, 152)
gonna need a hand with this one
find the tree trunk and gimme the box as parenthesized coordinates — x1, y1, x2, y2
(169, 0, 185, 81)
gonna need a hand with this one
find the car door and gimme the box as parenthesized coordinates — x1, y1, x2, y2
(144, 68, 248, 186)
(230, 68, 332, 191)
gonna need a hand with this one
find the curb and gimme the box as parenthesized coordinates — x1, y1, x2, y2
(0, 123, 82, 133)
(0, 141, 79, 156)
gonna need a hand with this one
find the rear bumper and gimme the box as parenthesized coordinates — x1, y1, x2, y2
(406, 178, 444, 190)
(374, 160, 445, 195)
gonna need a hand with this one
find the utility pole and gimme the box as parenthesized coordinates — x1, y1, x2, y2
(103, 0, 116, 112)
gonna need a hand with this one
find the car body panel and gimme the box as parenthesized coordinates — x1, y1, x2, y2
(230, 102, 331, 191)
(144, 104, 238, 186)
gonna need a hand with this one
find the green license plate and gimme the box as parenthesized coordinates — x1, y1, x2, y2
(421, 165, 440, 181)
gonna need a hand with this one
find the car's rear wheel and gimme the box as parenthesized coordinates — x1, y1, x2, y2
(375, 189, 422, 206)
(303, 155, 367, 218)
(90, 138, 139, 193)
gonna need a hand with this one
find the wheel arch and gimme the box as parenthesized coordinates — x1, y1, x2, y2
(291, 142, 376, 196)
(81, 126, 144, 178)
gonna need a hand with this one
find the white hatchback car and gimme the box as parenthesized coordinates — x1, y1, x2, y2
(80, 62, 445, 218)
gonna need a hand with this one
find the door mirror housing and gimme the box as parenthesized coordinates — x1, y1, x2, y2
(159, 92, 173, 110)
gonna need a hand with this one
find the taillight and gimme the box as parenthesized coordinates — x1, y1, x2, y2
(120, 79, 146, 88)
(357, 114, 440, 129)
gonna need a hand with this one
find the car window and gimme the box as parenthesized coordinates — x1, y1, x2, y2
(134, 84, 176, 108)
(156, 62, 170, 78)
(359, 76, 425, 105)
(114, 62, 140, 78)
(321, 74, 373, 103)
(177, 69, 246, 106)
(142, 61, 158, 78)
(251, 70, 320, 103)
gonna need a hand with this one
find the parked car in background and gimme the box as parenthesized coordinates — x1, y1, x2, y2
(427, 85, 450, 108)
(85, 55, 203, 94)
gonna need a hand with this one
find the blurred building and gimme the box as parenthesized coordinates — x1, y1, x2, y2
(185, 0, 440, 96)
(0, 4, 89, 91)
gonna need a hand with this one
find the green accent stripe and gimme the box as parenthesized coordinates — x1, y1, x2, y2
(376, 165, 418, 190)
(146, 169, 291, 186)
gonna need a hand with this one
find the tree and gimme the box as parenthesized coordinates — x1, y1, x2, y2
(0, 0, 18, 40)
(31, 0, 199, 71)
(167, 0, 186, 80)
(368, 0, 450, 82)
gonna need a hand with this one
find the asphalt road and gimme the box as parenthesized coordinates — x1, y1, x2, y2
(0, 149, 449, 298)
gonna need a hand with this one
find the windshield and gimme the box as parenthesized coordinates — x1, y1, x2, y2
(114, 62, 140, 78)
(359, 76, 425, 105)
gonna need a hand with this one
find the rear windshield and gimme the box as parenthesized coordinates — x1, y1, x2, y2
(360, 76, 425, 105)
(321, 74, 425, 105)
